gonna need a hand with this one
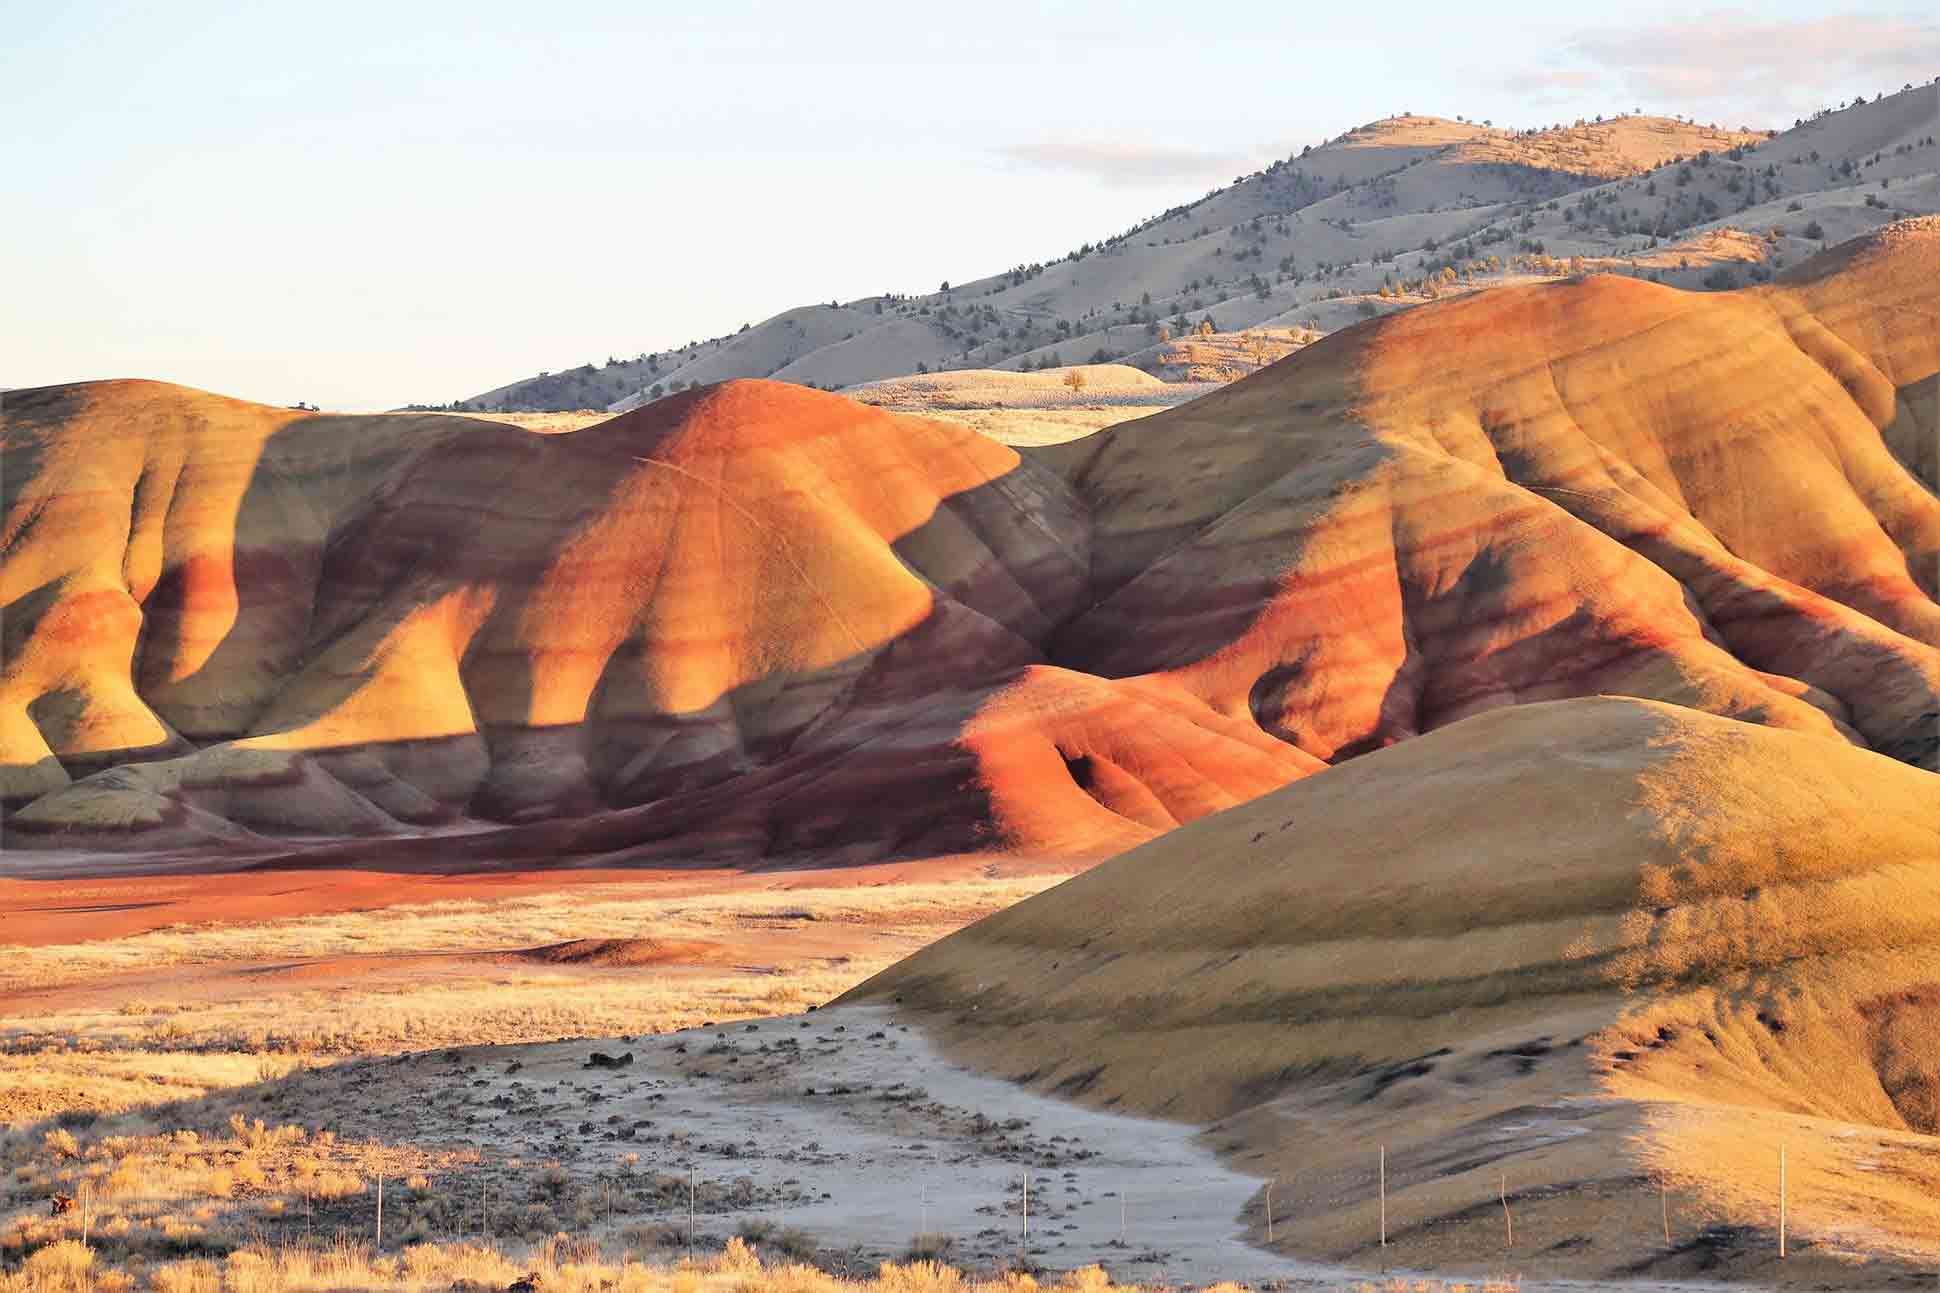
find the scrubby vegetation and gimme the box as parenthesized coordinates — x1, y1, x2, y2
(447, 84, 1939, 412)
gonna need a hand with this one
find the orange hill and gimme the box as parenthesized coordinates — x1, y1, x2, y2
(844, 697, 1940, 1278)
(2, 219, 1935, 865)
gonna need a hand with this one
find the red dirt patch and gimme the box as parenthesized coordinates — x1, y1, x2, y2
(512, 936, 722, 967)
(0, 852, 1058, 947)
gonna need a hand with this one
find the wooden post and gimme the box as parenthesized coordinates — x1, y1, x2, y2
(1120, 1193, 1126, 1246)
(1500, 1174, 1512, 1247)
(375, 1171, 384, 1249)
(1379, 1146, 1387, 1248)
(920, 1181, 928, 1238)
(688, 1168, 696, 1260)
(1265, 1178, 1275, 1244)
(1661, 1178, 1669, 1246)
(1779, 1145, 1787, 1259)
(1021, 1169, 1030, 1256)
(80, 1181, 90, 1249)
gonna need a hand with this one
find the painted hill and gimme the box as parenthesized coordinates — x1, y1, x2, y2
(844, 697, 1940, 1278)
(450, 86, 1937, 412)
(2, 218, 1935, 864)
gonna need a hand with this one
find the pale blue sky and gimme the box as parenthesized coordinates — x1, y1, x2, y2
(5, 2, 1934, 409)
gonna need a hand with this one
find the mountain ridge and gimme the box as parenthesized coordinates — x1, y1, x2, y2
(446, 85, 1937, 412)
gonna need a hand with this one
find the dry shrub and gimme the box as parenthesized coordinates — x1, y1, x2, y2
(221, 1248, 278, 1293)
(757, 1265, 842, 1293)
(295, 1167, 363, 1200)
(769, 1227, 819, 1261)
(874, 1260, 963, 1293)
(201, 1167, 234, 1200)
(401, 1241, 520, 1287)
(902, 1234, 955, 1263)
(151, 1259, 221, 1293)
(225, 1115, 303, 1153)
(620, 1221, 685, 1251)
(14, 1241, 92, 1292)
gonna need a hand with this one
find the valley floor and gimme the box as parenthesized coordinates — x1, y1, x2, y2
(0, 866, 1924, 1290)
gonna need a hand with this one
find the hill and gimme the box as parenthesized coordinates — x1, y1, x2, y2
(843, 697, 1940, 1278)
(3, 217, 1934, 866)
(449, 87, 1937, 412)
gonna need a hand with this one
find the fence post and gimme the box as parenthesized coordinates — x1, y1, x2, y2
(376, 1171, 384, 1249)
(1379, 1146, 1387, 1248)
(1021, 1169, 1030, 1257)
(1779, 1145, 1787, 1259)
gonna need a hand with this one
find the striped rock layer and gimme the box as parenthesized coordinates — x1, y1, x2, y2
(2, 219, 1935, 862)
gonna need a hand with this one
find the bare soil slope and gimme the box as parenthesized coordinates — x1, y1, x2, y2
(4, 220, 1935, 871)
(846, 697, 1940, 1278)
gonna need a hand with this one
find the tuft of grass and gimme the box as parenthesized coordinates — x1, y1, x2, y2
(769, 1226, 820, 1261)
(903, 1232, 957, 1262)
(0, 1228, 1262, 1292)
(10, 1240, 93, 1293)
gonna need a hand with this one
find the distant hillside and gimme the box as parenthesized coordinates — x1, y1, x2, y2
(448, 86, 1939, 413)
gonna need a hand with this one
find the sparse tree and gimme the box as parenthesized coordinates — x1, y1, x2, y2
(1064, 368, 1087, 392)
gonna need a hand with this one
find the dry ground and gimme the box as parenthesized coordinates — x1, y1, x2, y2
(418, 410, 612, 434)
(841, 367, 1218, 447)
(1, 869, 1637, 1293)
(0, 869, 1069, 1289)
(0, 868, 1065, 1123)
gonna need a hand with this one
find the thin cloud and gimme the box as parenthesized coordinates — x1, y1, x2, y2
(996, 138, 1257, 187)
(1570, 10, 1940, 116)
(1499, 68, 1606, 96)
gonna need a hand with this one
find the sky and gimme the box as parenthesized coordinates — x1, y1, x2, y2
(4, 1, 1936, 410)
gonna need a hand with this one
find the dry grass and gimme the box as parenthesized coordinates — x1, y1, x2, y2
(0, 874, 1093, 1289)
(0, 873, 1060, 1264)
(0, 881, 1047, 994)
(0, 877, 1055, 1125)
(897, 407, 1156, 448)
(0, 1228, 1527, 1292)
(843, 367, 1174, 412)
(423, 410, 614, 435)
(839, 367, 1209, 448)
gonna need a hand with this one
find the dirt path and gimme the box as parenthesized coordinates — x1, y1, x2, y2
(288, 1002, 1326, 1282)
(278, 1004, 1745, 1289)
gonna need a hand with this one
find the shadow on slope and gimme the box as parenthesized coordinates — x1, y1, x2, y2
(844, 696, 1940, 1278)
